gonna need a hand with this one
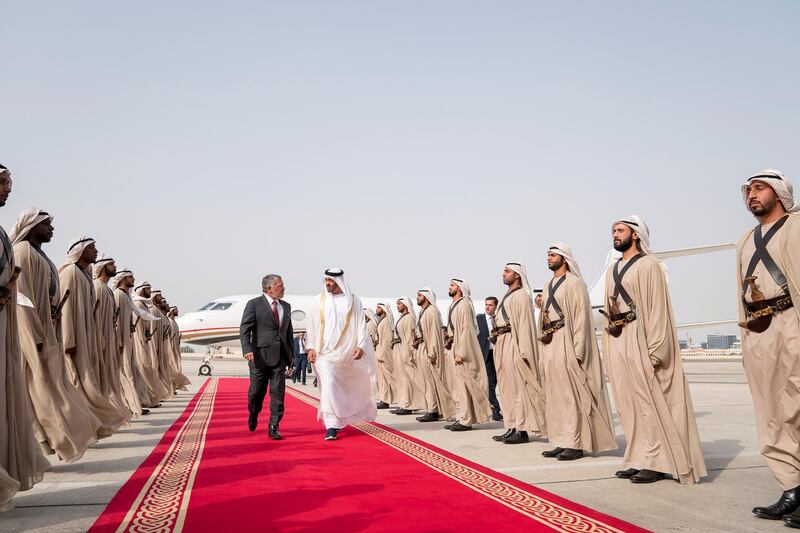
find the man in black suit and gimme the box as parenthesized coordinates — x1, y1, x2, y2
(240, 274, 294, 440)
(476, 296, 502, 421)
(292, 332, 308, 385)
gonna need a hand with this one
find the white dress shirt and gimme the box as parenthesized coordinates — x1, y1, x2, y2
(263, 293, 284, 326)
(485, 313, 495, 349)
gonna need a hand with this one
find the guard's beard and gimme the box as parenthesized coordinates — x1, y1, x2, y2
(613, 235, 634, 252)
(548, 257, 564, 272)
(749, 196, 776, 216)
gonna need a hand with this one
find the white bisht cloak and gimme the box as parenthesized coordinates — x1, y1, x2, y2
(306, 285, 377, 429)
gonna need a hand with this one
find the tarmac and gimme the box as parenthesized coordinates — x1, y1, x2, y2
(0, 359, 790, 533)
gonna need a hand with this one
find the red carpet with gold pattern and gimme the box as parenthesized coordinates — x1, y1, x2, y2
(89, 377, 649, 533)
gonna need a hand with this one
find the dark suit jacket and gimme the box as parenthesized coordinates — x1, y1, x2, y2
(293, 337, 307, 356)
(476, 313, 492, 359)
(240, 295, 294, 368)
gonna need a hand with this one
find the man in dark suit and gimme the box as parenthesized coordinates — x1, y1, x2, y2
(291, 332, 308, 385)
(476, 296, 502, 421)
(240, 274, 294, 440)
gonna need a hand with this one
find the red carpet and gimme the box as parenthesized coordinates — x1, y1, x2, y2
(90, 377, 649, 532)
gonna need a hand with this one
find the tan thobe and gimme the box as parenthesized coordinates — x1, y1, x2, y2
(148, 304, 174, 399)
(446, 298, 491, 426)
(602, 254, 707, 484)
(113, 288, 145, 415)
(494, 287, 547, 435)
(375, 316, 395, 404)
(59, 263, 128, 437)
(14, 241, 100, 462)
(132, 298, 169, 405)
(539, 272, 617, 452)
(0, 229, 49, 504)
(392, 313, 425, 409)
(93, 279, 132, 420)
(167, 317, 190, 391)
(737, 214, 800, 491)
(415, 306, 456, 418)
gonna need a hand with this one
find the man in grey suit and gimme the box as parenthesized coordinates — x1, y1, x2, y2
(240, 274, 294, 440)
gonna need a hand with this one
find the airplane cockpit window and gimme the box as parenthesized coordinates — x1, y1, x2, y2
(210, 302, 232, 311)
(198, 302, 216, 311)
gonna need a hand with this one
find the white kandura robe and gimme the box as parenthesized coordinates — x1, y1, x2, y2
(306, 291, 376, 429)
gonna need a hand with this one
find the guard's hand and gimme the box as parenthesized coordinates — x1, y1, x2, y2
(454, 354, 464, 365)
(649, 355, 661, 368)
(353, 347, 364, 360)
(244, 352, 254, 362)
(307, 349, 317, 364)
(65, 347, 76, 357)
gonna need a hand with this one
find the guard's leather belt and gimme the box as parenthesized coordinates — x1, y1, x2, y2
(599, 309, 637, 338)
(539, 319, 565, 344)
(740, 294, 794, 333)
(491, 325, 512, 336)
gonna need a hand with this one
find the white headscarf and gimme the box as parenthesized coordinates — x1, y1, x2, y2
(615, 215, 653, 255)
(396, 296, 417, 324)
(63, 236, 95, 267)
(364, 308, 378, 325)
(451, 277, 472, 298)
(92, 254, 114, 279)
(111, 268, 133, 290)
(9, 207, 52, 245)
(417, 287, 443, 324)
(134, 281, 151, 298)
(505, 262, 531, 291)
(377, 302, 395, 329)
(451, 277, 478, 329)
(323, 268, 352, 303)
(741, 169, 799, 214)
(548, 242, 583, 279)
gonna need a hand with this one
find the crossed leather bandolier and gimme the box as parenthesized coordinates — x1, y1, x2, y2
(539, 276, 566, 345)
(739, 215, 794, 333)
(600, 253, 643, 338)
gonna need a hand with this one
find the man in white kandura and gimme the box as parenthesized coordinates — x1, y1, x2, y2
(306, 269, 377, 441)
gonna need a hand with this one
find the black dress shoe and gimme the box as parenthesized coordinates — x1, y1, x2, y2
(416, 412, 440, 422)
(268, 424, 282, 440)
(493, 428, 515, 442)
(491, 410, 503, 421)
(449, 422, 472, 432)
(376, 401, 390, 409)
(443, 422, 457, 430)
(503, 430, 529, 444)
(557, 448, 584, 461)
(141, 408, 150, 415)
(615, 468, 640, 479)
(630, 469, 667, 484)
(392, 408, 413, 415)
(784, 505, 800, 528)
(542, 447, 565, 458)
(753, 487, 800, 520)
(248, 414, 258, 432)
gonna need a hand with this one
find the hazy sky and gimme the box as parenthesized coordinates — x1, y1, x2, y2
(2, 2, 798, 339)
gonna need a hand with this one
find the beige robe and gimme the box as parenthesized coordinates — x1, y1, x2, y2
(737, 213, 800, 491)
(0, 228, 49, 507)
(148, 304, 174, 399)
(392, 313, 425, 409)
(59, 263, 127, 437)
(93, 279, 132, 420)
(415, 306, 456, 418)
(167, 317, 190, 391)
(113, 288, 145, 415)
(446, 298, 491, 425)
(602, 255, 706, 484)
(375, 316, 395, 404)
(14, 241, 100, 462)
(539, 272, 617, 452)
(494, 287, 547, 435)
(0, 465, 19, 512)
(132, 298, 169, 405)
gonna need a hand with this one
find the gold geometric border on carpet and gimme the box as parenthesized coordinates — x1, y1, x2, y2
(286, 386, 626, 533)
(115, 378, 219, 533)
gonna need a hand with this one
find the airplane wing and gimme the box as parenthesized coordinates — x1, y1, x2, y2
(653, 243, 736, 260)
(675, 319, 738, 330)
